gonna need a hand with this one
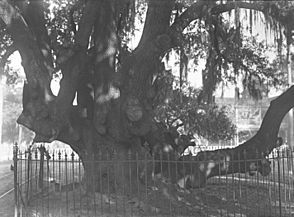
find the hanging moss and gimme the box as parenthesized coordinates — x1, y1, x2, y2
(249, 8, 252, 35)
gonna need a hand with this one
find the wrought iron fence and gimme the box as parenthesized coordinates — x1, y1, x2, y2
(13, 144, 294, 217)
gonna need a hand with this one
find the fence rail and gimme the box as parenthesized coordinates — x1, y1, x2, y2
(14, 144, 294, 217)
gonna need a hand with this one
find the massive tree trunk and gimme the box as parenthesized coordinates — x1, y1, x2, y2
(1, 0, 294, 195)
(0, 0, 175, 193)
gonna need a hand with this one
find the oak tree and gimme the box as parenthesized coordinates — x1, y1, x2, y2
(0, 0, 294, 192)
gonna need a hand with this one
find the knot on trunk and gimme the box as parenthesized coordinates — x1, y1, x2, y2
(94, 103, 109, 135)
(125, 97, 143, 122)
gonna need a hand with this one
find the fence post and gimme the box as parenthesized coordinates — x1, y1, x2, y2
(26, 147, 31, 205)
(38, 145, 45, 189)
(13, 142, 18, 217)
(277, 150, 282, 217)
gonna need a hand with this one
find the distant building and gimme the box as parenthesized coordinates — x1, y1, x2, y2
(216, 97, 288, 145)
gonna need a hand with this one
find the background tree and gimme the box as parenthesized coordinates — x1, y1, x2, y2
(0, 57, 34, 144)
(2, 85, 34, 144)
(0, 0, 294, 193)
(154, 80, 236, 142)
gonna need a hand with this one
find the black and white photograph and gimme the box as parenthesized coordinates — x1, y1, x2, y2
(0, 0, 294, 216)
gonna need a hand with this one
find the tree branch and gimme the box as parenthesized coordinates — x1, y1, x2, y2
(123, 0, 175, 100)
(55, 52, 87, 116)
(0, 43, 17, 72)
(48, 1, 101, 137)
(68, 1, 83, 35)
(211, 2, 265, 15)
(59, 1, 101, 116)
(171, 2, 264, 33)
(74, 1, 101, 49)
(23, 0, 54, 70)
(170, 1, 208, 35)
(211, 1, 294, 30)
(136, 0, 175, 49)
(0, 0, 59, 139)
(245, 85, 294, 154)
(169, 1, 294, 47)
(178, 85, 294, 188)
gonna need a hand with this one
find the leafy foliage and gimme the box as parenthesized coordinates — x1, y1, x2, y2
(2, 86, 34, 143)
(155, 80, 236, 142)
(178, 12, 288, 101)
(43, 0, 145, 57)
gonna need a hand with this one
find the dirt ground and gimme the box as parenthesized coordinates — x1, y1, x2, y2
(22, 176, 294, 217)
(15, 156, 294, 217)
(0, 161, 14, 217)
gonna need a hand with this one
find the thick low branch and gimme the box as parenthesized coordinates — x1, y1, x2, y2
(162, 85, 294, 188)
(245, 85, 294, 154)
